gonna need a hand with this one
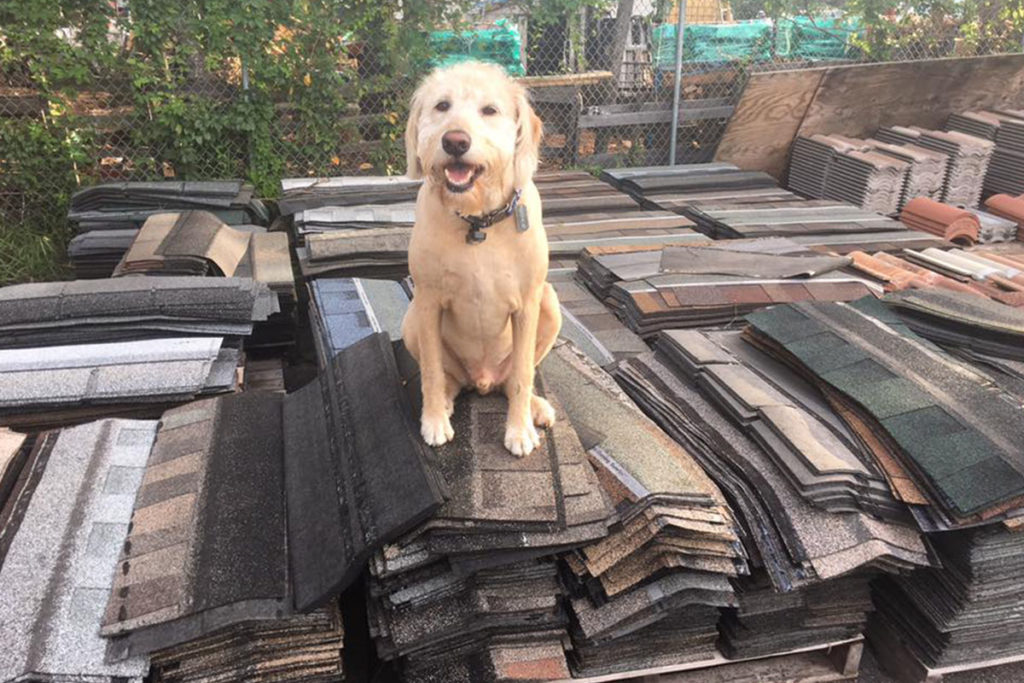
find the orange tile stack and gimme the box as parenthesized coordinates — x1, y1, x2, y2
(900, 197, 980, 245)
(983, 194, 1024, 240)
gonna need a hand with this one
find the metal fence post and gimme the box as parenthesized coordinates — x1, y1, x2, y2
(668, 0, 686, 166)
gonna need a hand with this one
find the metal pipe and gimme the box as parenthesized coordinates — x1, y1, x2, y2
(669, 0, 686, 165)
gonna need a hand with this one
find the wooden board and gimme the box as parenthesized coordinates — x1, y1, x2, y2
(713, 68, 826, 179)
(799, 53, 1024, 139)
(559, 638, 863, 683)
(715, 54, 1024, 180)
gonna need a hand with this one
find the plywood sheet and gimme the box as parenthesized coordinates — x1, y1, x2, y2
(799, 53, 1024, 138)
(716, 54, 1024, 179)
(714, 69, 826, 178)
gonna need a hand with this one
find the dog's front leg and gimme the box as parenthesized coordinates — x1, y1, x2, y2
(417, 298, 455, 446)
(504, 293, 541, 456)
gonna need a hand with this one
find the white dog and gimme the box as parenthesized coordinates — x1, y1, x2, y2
(401, 61, 562, 456)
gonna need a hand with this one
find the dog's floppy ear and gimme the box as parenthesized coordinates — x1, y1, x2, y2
(513, 87, 543, 188)
(405, 83, 425, 179)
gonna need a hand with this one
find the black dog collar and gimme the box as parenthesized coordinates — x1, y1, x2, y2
(455, 189, 525, 244)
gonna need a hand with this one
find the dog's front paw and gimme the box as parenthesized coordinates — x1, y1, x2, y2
(531, 395, 556, 428)
(421, 413, 454, 447)
(504, 420, 541, 457)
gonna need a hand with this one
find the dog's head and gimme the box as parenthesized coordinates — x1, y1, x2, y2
(405, 61, 542, 212)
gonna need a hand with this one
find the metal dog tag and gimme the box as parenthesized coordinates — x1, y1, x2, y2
(514, 204, 530, 233)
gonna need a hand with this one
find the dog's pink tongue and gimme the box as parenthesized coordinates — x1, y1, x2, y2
(445, 165, 473, 185)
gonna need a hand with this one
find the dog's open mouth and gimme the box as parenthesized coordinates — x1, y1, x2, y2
(443, 162, 482, 193)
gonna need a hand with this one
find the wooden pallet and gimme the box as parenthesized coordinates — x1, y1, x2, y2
(869, 626, 1024, 682)
(559, 637, 863, 683)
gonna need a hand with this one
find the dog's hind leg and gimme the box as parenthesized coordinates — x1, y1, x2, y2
(529, 283, 561, 429)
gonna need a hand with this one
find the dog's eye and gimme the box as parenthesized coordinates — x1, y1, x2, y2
(435, 100, 450, 112)
(481, 105, 498, 116)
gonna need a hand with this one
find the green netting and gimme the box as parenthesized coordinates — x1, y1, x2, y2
(428, 20, 525, 76)
(651, 17, 862, 68)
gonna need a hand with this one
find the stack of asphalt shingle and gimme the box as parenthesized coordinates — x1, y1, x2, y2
(0, 419, 158, 683)
(536, 170, 707, 257)
(788, 135, 909, 215)
(0, 277, 278, 347)
(114, 212, 283, 281)
(885, 288, 1024, 360)
(278, 176, 421, 216)
(365, 346, 612, 682)
(147, 607, 345, 683)
(684, 200, 907, 241)
(872, 525, 1024, 671)
(722, 573, 874, 659)
(656, 328, 904, 519)
(576, 240, 878, 336)
(294, 203, 415, 237)
(99, 334, 443, 671)
(68, 229, 139, 278)
(947, 109, 1024, 197)
(307, 277, 409, 369)
(0, 337, 241, 431)
(69, 180, 268, 233)
(744, 300, 1024, 532)
(297, 228, 412, 280)
(542, 343, 744, 677)
(608, 165, 797, 216)
(614, 346, 931, 592)
(552, 279, 648, 369)
(876, 126, 994, 208)
(788, 135, 858, 199)
(112, 211, 295, 346)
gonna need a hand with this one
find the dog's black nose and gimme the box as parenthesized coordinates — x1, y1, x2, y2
(442, 130, 471, 157)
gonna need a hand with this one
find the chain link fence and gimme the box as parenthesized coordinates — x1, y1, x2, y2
(1, 0, 1023, 281)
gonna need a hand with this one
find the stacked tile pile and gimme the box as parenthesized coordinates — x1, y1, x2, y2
(875, 126, 994, 207)
(366, 346, 612, 682)
(575, 239, 878, 336)
(947, 109, 1024, 196)
(788, 134, 909, 214)
(848, 247, 1024, 308)
(543, 344, 745, 676)
(985, 193, 1024, 239)
(67, 181, 269, 277)
(900, 197, 981, 244)
(866, 138, 949, 205)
